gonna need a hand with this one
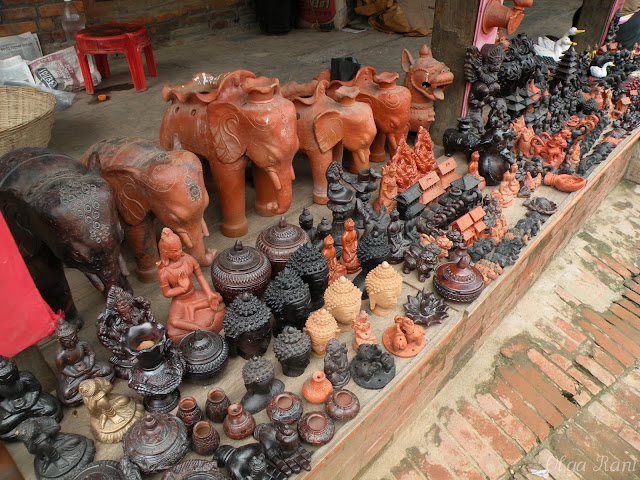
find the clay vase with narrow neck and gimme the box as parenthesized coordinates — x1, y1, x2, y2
(297, 411, 335, 446)
(223, 404, 256, 440)
(176, 396, 202, 435)
(302, 371, 334, 404)
(191, 421, 220, 456)
(324, 389, 360, 421)
(256, 218, 310, 277)
(205, 388, 231, 423)
(266, 392, 304, 424)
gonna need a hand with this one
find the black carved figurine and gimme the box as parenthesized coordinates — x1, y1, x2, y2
(324, 339, 350, 388)
(264, 268, 312, 336)
(223, 293, 272, 359)
(241, 356, 284, 414)
(272, 326, 312, 377)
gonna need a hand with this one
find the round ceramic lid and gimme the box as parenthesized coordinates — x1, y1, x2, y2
(71, 461, 126, 480)
(178, 330, 228, 374)
(124, 413, 188, 465)
(256, 218, 310, 261)
(214, 240, 270, 274)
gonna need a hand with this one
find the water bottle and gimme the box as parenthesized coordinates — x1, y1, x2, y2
(61, 0, 85, 43)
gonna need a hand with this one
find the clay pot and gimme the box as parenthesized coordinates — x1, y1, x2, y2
(210, 240, 271, 304)
(433, 250, 485, 303)
(191, 421, 220, 456)
(303, 309, 340, 358)
(177, 330, 228, 384)
(297, 412, 335, 446)
(543, 172, 586, 192)
(256, 217, 310, 277)
(266, 392, 304, 424)
(324, 389, 360, 421)
(223, 404, 255, 440)
(205, 388, 230, 423)
(176, 397, 203, 435)
(302, 371, 334, 404)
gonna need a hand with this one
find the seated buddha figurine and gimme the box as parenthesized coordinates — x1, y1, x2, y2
(0, 356, 62, 441)
(79, 377, 144, 443)
(365, 261, 403, 317)
(340, 218, 361, 274)
(157, 228, 225, 344)
(352, 311, 377, 351)
(321, 235, 347, 285)
(55, 319, 114, 408)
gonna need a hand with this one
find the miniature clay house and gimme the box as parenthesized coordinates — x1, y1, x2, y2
(450, 206, 487, 246)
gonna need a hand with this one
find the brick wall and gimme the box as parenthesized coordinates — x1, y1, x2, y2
(0, 0, 257, 51)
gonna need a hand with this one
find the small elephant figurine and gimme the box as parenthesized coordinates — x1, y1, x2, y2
(79, 137, 215, 282)
(160, 70, 299, 238)
(0, 147, 131, 327)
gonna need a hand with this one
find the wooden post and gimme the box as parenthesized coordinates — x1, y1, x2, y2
(430, 0, 482, 145)
(574, 0, 619, 51)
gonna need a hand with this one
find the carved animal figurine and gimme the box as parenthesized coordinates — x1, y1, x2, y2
(160, 71, 299, 238)
(0, 356, 62, 441)
(54, 319, 114, 408)
(340, 218, 361, 274)
(372, 162, 398, 213)
(0, 147, 131, 328)
(510, 117, 535, 156)
(323, 339, 350, 388)
(350, 344, 396, 389)
(216, 444, 286, 480)
(322, 235, 347, 285)
(443, 117, 481, 157)
(79, 137, 214, 282)
(16, 417, 95, 480)
(401, 45, 454, 132)
(157, 228, 225, 344)
(253, 423, 312, 477)
(286, 81, 376, 204)
(352, 311, 377, 351)
(403, 244, 438, 282)
(475, 259, 504, 285)
(530, 129, 571, 168)
(78, 377, 144, 443)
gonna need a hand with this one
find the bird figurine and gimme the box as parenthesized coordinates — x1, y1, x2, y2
(590, 61, 615, 78)
(535, 27, 585, 62)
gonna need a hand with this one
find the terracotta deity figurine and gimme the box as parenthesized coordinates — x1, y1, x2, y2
(0, 356, 62, 441)
(352, 311, 377, 351)
(366, 261, 403, 317)
(382, 316, 426, 357)
(389, 139, 419, 192)
(468, 151, 486, 190)
(324, 276, 363, 332)
(54, 319, 114, 408)
(413, 126, 437, 175)
(372, 162, 398, 213)
(491, 163, 519, 208)
(79, 378, 144, 443)
(157, 228, 225, 344)
(322, 235, 347, 285)
(340, 218, 361, 274)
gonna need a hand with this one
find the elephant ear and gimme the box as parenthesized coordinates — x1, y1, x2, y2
(0, 188, 41, 257)
(207, 102, 246, 164)
(314, 109, 343, 154)
(401, 48, 414, 73)
(100, 165, 150, 226)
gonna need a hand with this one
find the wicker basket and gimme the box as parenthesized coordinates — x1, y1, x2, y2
(0, 86, 57, 157)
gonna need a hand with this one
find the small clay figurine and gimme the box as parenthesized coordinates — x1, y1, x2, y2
(343, 168, 381, 229)
(523, 196, 558, 215)
(491, 163, 519, 208)
(256, 218, 310, 277)
(78, 377, 144, 443)
(403, 244, 438, 282)
(326, 162, 355, 245)
(403, 288, 450, 328)
(0, 356, 62, 441)
(157, 228, 225, 344)
(223, 293, 272, 359)
(223, 404, 256, 440)
(253, 423, 312, 477)
(304, 309, 340, 358)
(272, 326, 312, 377)
(297, 411, 335, 446)
(322, 235, 347, 285)
(366, 261, 403, 316)
(352, 311, 377, 351)
(382, 316, 426, 357)
(475, 259, 504, 285)
(16, 417, 95, 480)
(314, 217, 332, 251)
(287, 242, 329, 310)
(350, 344, 396, 389)
(324, 339, 350, 388)
(216, 444, 286, 480)
(302, 371, 333, 404)
(340, 218, 361, 273)
(372, 162, 398, 213)
(387, 209, 411, 264)
(468, 151, 486, 190)
(389, 139, 419, 192)
(54, 319, 114, 408)
(324, 276, 362, 332)
(266, 392, 304, 425)
(354, 226, 391, 295)
(241, 356, 285, 414)
(299, 208, 317, 243)
(264, 268, 312, 335)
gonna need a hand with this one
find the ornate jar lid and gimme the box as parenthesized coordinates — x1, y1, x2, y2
(160, 459, 227, 480)
(210, 240, 271, 304)
(433, 250, 485, 303)
(123, 413, 188, 474)
(256, 218, 310, 276)
(177, 330, 229, 384)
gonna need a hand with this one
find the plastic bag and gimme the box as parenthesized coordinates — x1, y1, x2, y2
(1, 80, 75, 111)
(28, 46, 101, 92)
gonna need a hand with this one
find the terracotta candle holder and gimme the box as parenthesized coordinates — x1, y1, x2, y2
(324, 339, 350, 388)
(382, 315, 426, 357)
(303, 309, 341, 358)
(324, 389, 360, 421)
(240, 356, 285, 414)
(256, 217, 310, 277)
(266, 392, 304, 424)
(297, 412, 335, 446)
(223, 404, 256, 440)
(272, 326, 312, 377)
(205, 388, 231, 423)
(366, 261, 403, 316)
(324, 276, 363, 332)
(352, 310, 378, 351)
(223, 293, 272, 359)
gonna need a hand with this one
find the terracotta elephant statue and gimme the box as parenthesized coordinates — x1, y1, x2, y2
(0, 147, 131, 328)
(79, 137, 215, 282)
(401, 45, 454, 132)
(283, 80, 376, 205)
(159, 70, 299, 238)
(319, 66, 411, 163)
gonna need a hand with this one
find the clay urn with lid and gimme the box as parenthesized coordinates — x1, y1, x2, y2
(177, 329, 228, 384)
(302, 370, 334, 404)
(433, 248, 485, 302)
(297, 411, 335, 446)
(264, 267, 312, 335)
(210, 240, 271, 304)
(256, 217, 310, 277)
(223, 403, 256, 440)
(286, 242, 329, 310)
(303, 308, 340, 358)
(240, 356, 285, 414)
(272, 326, 312, 377)
(324, 276, 362, 332)
(123, 413, 189, 474)
(223, 293, 272, 359)
(324, 389, 360, 421)
(366, 261, 403, 316)
(266, 392, 304, 424)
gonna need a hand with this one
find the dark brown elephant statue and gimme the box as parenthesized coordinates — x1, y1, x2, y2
(0, 147, 131, 328)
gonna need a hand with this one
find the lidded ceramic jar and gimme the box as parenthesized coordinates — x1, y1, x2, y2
(256, 217, 310, 277)
(205, 388, 230, 423)
(266, 392, 304, 424)
(223, 404, 255, 440)
(286, 242, 329, 310)
(123, 413, 189, 474)
(210, 240, 271, 304)
(324, 276, 362, 332)
(272, 326, 312, 377)
(365, 261, 403, 317)
(433, 249, 485, 302)
(303, 309, 340, 358)
(297, 412, 335, 446)
(223, 293, 272, 359)
(177, 330, 228, 384)
(324, 389, 360, 421)
(176, 396, 202, 435)
(302, 371, 333, 404)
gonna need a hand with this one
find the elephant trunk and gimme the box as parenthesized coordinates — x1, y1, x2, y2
(89, 256, 132, 297)
(254, 166, 294, 216)
(177, 225, 215, 267)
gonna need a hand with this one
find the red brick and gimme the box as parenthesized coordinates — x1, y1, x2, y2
(592, 345, 624, 376)
(127, 15, 156, 26)
(573, 390, 591, 406)
(588, 401, 624, 431)
(619, 425, 640, 451)
(491, 377, 550, 440)
(500, 337, 529, 359)
(459, 402, 522, 466)
(0, 21, 37, 36)
(601, 392, 640, 426)
(554, 285, 582, 307)
(476, 393, 537, 452)
(550, 433, 612, 480)
(567, 366, 602, 395)
(576, 355, 616, 386)
(536, 449, 581, 480)
(554, 317, 587, 344)
(611, 383, 640, 415)
(578, 320, 635, 367)
(71, 1, 84, 12)
(624, 287, 640, 305)
(579, 410, 632, 461)
(3, 7, 36, 21)
(625, 278, 640, 296)
(615, 298, 640, 319)
(52, 30, 66, 41)
(582, 307, 640, 357)
(527, 349, 577, 395)
(610, 303, 640, 331)
(549, 352, 573, 371)
(498, 366, 565, 428)
(38, 3, 65, 17)
(535, 321, 578, 352)
(414, 453, 453, 480)
(429, 428, 485, 480)
(612, 253, 640, 275)
(37, 32, 53, 43)
(38, 18, 56, 31)
(599, 253, 633, 279)
(603, 311, 640, 344)
(622, 369, 640, 391)
(576, 247, 618, 277)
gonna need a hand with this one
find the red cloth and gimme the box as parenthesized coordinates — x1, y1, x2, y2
(0, 212, 59, 356)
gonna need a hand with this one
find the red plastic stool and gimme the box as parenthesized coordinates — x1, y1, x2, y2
(74, 23, 157, 94)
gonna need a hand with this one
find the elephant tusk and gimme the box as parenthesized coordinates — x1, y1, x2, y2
(388, 136, 399, 151)
(201, 218, 210, 237)
(117, 254, 130, 277)
(290, 164, 296, 181)
(85, 273, 105, 293)
(177, 231, 194, 249)
(266, 169, 282, 191)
